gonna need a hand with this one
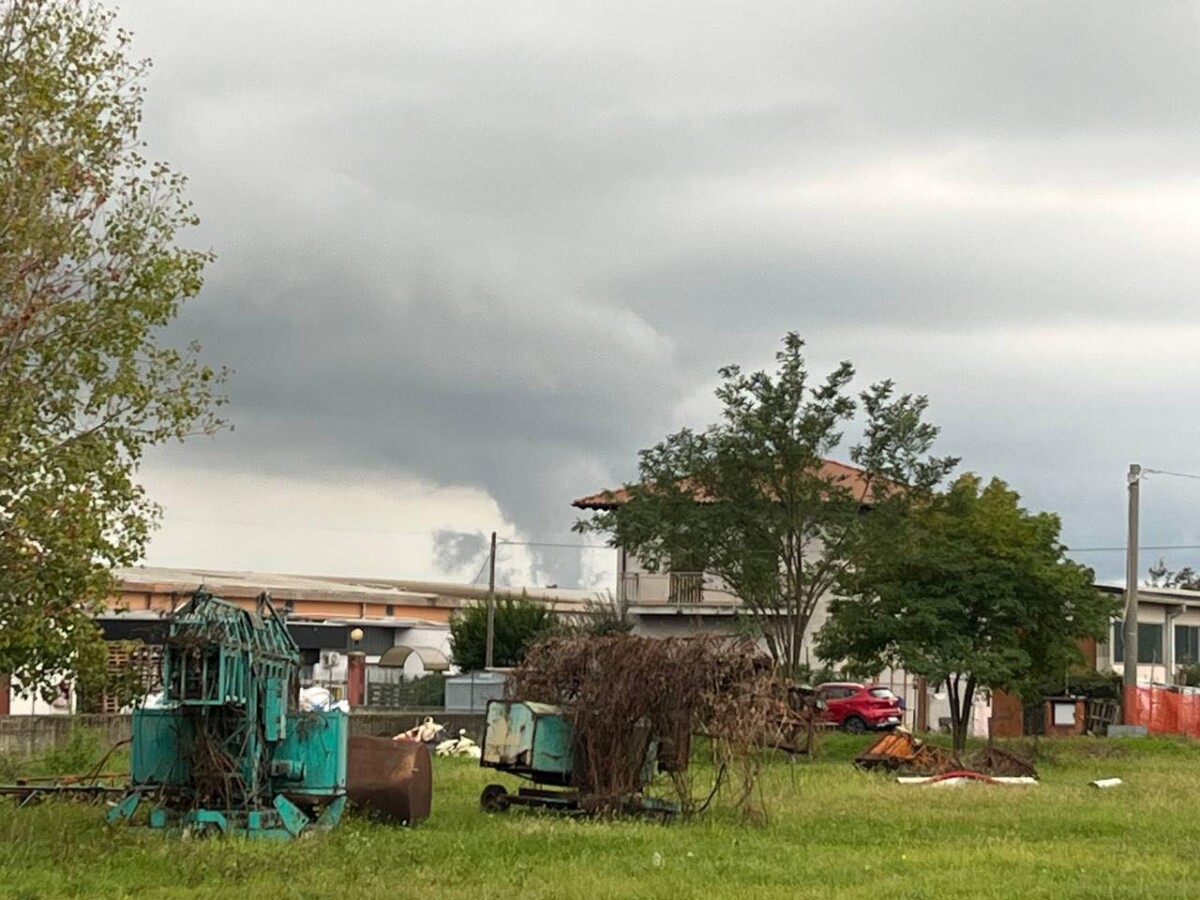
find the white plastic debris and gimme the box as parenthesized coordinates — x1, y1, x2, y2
(896, 775, 1039, 787)
(299, 686, 332, 712)
(1090, 778, 1123, 789)
(435, 730, 482, 759)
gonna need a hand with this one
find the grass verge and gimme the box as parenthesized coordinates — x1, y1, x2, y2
(1, 732, 1199, 899)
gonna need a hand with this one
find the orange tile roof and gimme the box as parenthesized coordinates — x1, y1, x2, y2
(572, 458, 875, 510)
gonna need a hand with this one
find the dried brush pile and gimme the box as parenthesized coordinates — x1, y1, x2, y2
(510, 633, 791, 818)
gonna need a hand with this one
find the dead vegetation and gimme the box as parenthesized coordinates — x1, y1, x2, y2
(510, 633, 798, 819)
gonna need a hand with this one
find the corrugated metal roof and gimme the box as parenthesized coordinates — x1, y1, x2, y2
(113, 566, 591, 610)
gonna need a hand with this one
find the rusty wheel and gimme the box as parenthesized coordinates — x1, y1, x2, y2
(480, 784, 510, 813)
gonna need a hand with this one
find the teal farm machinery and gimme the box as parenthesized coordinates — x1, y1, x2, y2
(106, 589, 349, 838)
(477, 699, 679, 819)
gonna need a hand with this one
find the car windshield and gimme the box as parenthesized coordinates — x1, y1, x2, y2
(869, 688, 897, 699)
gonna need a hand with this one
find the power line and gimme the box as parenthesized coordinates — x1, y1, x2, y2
(497, 539, 612, 551)
(1069, 544, 1200, 554)
(1144, 468, 1200, 482)
(468, 552, 490, 586)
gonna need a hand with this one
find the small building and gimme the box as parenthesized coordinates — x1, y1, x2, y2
(2, 566, 589, 714)
(1095, 584, 1200, 684)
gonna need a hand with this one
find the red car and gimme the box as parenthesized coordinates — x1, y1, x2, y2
(816, 682, 904, 732)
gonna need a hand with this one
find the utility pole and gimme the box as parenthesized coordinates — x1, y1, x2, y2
(485, 531, 497, 670)
(1123, 464, 1141, 717)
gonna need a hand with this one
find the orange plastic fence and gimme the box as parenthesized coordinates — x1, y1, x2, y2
(1124, 685, 1200, 738)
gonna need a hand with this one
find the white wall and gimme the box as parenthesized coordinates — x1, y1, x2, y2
(7, 680, 75, 715)
(1104, 601, 1200, 684)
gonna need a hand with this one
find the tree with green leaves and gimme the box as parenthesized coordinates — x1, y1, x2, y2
(576, 332, 957, 675)
(449, 594, 558, 670)
(0, 0, 226, 698)
(817, 474, 1117, 752)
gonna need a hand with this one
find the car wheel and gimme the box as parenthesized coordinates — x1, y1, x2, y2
(844, 715, 867, 733)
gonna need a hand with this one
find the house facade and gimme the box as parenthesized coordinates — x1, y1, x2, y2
(1095, 584, 1200, 684)
(573, 460, 986, 734)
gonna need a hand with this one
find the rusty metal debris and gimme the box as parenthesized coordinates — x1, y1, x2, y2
(767, 683, 824, 755)
(854, 731, 1038, 779)
(855, 730, 958, 774)
(0, 738, 131, 807)
(966, 744, 1038, 779)
(345, 736, 432, 824)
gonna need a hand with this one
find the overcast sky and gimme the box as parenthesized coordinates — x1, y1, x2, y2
(117, 1, 1200, 589)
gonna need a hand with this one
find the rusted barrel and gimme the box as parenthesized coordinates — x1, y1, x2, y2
(345, 736, 432, 824)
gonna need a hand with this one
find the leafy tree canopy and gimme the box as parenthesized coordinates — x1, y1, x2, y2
(576, 332, 956, 674)
(0, 0, 226, 695)
(449, 594, 558, 671)
(817, 474, 1118, 751)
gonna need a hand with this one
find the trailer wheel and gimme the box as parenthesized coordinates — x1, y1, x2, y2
(480, 784, 510, 813)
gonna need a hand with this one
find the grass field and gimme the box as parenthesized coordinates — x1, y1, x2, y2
(2, 732, 1200, 899)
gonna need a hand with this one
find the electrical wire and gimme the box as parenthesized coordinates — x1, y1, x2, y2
(466, 551, 492, 586)
(497, 539, 612, 550)
(1144, 468, 1200, 482)
(1069, 544, 1200, 554)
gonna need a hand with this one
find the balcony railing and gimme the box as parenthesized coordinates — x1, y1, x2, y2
(669, 572, 704, 605)
(619, 572, 726, 606)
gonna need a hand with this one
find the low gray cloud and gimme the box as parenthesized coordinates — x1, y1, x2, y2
(432, 530, 488, 580)
(117, 1, 1200, 585)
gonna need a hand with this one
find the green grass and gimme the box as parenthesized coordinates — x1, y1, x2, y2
(3, 732, 1200, 899)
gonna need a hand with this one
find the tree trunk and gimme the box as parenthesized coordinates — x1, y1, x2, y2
(946, 674, 977, 755)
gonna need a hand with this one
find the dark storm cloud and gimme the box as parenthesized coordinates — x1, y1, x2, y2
(118, 1, 1200, 583)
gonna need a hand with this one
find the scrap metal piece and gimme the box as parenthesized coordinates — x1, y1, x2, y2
(966, 745, 1038, 779)
(106, 793, 141, 822)
(854, 730, 958, 775)
(856, 731, 1039, 780)
(345, 736, 432, 824)
(272, 794, 310, 838)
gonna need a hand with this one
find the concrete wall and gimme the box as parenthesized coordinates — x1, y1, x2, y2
(0, 710, 488, 759)
(0, 714, 133, 758)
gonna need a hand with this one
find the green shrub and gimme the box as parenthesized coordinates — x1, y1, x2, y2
(29, 728, 104, 777)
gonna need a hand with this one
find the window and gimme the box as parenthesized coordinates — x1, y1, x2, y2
(869, 688, 898, 700)
(821, 686, 856, 700)
(1176, 625, 1200, 666)
(1113, 622, 1165, 664)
